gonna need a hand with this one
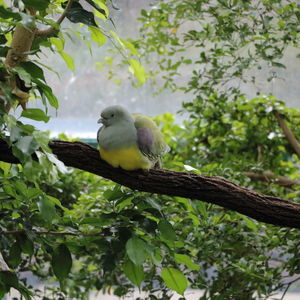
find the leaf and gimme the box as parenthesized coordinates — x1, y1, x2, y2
(38, 196, 57, 223)
(126, 237, 148, 266)
(158, 220, 176, 241)
(89, 26, 106, 46)
(66, 2, 97, 27)
(34, 79, 59, 109)
(23, 0, 50, 11)
(0, 6, 21, 20)
(21, 108, 50, 122)
(14, 67, 31, 87)
(15, 136, 39, 155)
(123, 260, 144, 287)
(50, 37, 64, 51)
(18, 234, 34, 256)
(174, 254, 200, 271)
(51, 244, 72, 281)
(21, 61, 45, 82)
(161, 267, 188, 295)
(84, 0, 108, 18)
(103, 184, 124, 201)
(7, 242, 22, 268)
(129, 59, 146, 85)
(59, 52, 75, 71)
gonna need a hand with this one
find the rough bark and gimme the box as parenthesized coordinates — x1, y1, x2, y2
(1, 139, 300, 229)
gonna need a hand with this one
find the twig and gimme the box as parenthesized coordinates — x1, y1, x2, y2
(35, 0, 75, 37)
(280, 276, 300, 300)
(274, 110, 300, 159)
(0, 230, 104, 237)
(244, 171, 300, 188)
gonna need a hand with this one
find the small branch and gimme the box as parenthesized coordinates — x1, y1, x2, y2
(244, 171, 300, 188)
(0, 230, 103, 237)
(35, 0, 75, 37)
(280, 276, 300, 300)
(274, 110, 300, 159)
(1, 139, 300, 229)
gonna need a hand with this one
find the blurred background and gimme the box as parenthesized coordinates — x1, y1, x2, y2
(18, 0, 300, 139)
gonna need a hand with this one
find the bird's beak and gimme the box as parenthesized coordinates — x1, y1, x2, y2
(97, 118, 104, 124)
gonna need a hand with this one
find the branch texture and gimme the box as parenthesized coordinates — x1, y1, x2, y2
(1, 139, 300, 229)
(274, 110, 300, 159)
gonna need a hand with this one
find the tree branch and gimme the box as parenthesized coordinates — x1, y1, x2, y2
(1, 139, 300, 229)
(244, 171, 300, 187)
(274, 110, 300, 159)
(35, 0, 75, 37)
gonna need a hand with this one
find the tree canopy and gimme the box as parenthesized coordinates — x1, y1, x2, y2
(1, 0, 300, 299)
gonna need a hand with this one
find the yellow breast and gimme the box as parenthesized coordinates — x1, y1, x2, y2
(99, 146, 151, 170)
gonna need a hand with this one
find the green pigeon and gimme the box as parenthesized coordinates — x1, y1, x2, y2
(97, 105, 169, 170)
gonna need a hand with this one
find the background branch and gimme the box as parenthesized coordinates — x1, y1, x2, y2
(244, 171, 300, 188)
(1, 139, 300, 229)
(274, 110, 300, 159)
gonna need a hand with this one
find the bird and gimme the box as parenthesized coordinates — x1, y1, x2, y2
(97, 105, 169, 170)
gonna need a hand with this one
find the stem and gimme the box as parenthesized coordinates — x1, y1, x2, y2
(35, 0, 75, 36)
(274, 110, 300, 159)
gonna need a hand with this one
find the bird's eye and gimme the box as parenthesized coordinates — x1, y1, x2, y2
(111, 113, 114, 117)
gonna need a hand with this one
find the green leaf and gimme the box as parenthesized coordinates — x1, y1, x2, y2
(15, 136, 39, 155)
(103, 184, 124, 201)
(161, 267, 188, 295)
(21, 108, 50, 122)
(0, 7, 21, 20)
(23, 0, 50, 11)
(84, 0, 108, 18)
(126, 237, 147, 266)
(6, 242, 22, 268)
(129, 59, 146, 85)
(34, 79, 59, 109)
(0, 272, 19, 289)
(38, 196, 57, 223)
(51, 244, 72, 282)
(158, 220, 176, 241)
(59, 51, 75, 71)
(18, 235, 34, 256)
(21, 61, 45, 82)
(123, 260, 144, 287)
(89, 26, 106, 46)
(14, 67, 31, 87)
(174, 254, 200, 271)
(66, 2, 97, 27)
(50, 37, 64, 51)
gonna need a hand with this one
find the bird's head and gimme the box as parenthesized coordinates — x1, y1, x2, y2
(97, 105, 133, 127)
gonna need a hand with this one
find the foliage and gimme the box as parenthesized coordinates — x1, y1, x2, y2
(1, 0, 300, 300)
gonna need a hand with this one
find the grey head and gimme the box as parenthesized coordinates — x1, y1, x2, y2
(97, 105, 133, 127)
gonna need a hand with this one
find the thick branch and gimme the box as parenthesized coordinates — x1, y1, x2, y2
(274, 110, 300, 159)
(35, 0, 74, 37)
(1, 139, 300, 229)
(244, 171, 300, 187)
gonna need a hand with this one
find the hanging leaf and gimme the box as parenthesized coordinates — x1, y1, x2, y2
(129, 59, 146, 85)
(126, 237, 148, 266)
(38, 196, 57, 223)
(21, 61, 46, 82)
(59, 52, 75, 71)
(51, 244, 72, 282)
(174, 254, 200, 271)
(123, 260, 144, 287)
(66, 2, 98, 27)
(23, 0, 50, 11)
(158, 220, 176, 241)
(21, 108, 50, 123)
(84, 0, 108, 18)
(89, 26, 106, 46)
(161, 267, 188, 295)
